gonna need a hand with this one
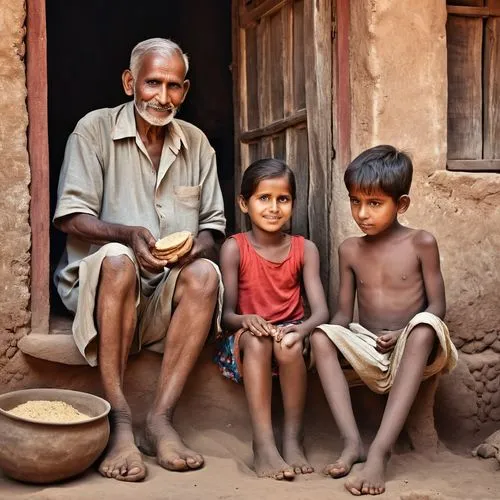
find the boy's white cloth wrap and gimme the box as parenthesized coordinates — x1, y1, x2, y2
(313, 312, 458, 394)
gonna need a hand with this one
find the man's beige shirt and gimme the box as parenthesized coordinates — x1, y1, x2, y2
(54, 101, 226, 308)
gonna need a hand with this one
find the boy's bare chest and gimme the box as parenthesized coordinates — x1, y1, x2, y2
(353, 246, 420, 288)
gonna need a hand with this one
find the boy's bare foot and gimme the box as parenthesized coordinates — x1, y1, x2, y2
(324, 441, 365, 478)
(99, 422, 146, 482)
(344, 451, 389, 495)
(283, 438, 314, 474)
(254, 443, 296, 480)
(141, 414, 204, 471)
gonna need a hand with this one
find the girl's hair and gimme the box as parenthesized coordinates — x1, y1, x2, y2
(344, 145, 413, 201)
(240, 158, 296, 201)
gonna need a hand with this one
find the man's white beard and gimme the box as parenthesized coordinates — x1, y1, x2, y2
(134, 96, 177, 126)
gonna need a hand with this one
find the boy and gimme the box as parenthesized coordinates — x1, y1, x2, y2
(311, 145, 457, 495)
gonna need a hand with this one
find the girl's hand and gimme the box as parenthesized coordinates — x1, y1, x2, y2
(241, 315, 274, 337)
(279, 324, 307, 348)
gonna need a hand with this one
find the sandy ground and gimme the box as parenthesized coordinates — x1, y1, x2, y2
(0, 444, 498, 499)
(0, 351, 499, 499)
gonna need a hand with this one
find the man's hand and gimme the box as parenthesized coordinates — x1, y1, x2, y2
(241, 315, 276, 337)
(376, 329, 403, 354)
(174, 230, 218, 267)
(128, 227, 169, 273)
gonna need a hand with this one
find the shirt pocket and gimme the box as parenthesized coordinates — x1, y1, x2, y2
(173, 185, 201, 234)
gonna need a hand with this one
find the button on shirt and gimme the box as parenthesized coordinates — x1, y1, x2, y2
(54, 101, 226, 300)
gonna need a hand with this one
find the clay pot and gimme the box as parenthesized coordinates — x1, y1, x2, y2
(0, 388, 110, 484)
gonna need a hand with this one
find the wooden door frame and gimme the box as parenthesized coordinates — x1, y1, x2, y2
(27, 0, 50, 334)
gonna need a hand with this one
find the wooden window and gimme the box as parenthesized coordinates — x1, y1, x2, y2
(447, 0, 500, 171)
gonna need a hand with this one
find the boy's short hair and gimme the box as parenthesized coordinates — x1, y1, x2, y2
(344, 145, 413, 201)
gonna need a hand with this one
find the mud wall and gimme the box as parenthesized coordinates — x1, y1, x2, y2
(346, 0, 500, 435)
(0, 1, 31, 386)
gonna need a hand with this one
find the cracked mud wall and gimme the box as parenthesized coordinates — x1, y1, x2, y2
(0, 1, 31, 388)
(346, 0, 500, 435)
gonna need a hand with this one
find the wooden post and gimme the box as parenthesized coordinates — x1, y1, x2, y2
(337, 0, 351, 169)
(26, 0, 50, 334)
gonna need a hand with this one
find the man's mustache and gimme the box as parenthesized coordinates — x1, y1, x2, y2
(147, 102, 175, 112)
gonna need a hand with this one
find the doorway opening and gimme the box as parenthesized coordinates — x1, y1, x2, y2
(46, 0, 235, 317)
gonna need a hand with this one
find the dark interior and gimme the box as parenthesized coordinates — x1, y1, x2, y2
(46, 0, 234, 314)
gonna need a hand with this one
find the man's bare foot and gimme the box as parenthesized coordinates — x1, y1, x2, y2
(141, 413, 204, 471)
(344, 451, 389, 495)
(283, 438, 314, 474)
(324, 440, 365, 479)
(254, 442, 296, 480)
(99, 421, 146, 482)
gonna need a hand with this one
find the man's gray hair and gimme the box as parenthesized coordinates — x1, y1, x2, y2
(129, 38, 189, 79)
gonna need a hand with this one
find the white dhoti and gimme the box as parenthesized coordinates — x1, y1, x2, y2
(60, 242, 223, 367)
(313, 312, 458, 394)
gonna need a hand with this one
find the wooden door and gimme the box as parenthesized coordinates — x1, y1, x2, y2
(232, 0, 333, 286)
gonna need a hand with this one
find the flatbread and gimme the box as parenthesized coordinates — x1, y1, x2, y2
(153, 235, 193, 260)
(153, 235, 194, 260)
(154, 231, 191, 251)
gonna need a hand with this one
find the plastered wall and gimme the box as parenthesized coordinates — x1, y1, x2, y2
(0, 0, 31, 386)
(346, 0, 500, 434)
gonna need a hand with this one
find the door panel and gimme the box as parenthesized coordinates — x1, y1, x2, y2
(233, 0, 333, 286)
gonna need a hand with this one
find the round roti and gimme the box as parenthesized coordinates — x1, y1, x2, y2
(153, 234, 193, 261)
(154, 231, 191, 251)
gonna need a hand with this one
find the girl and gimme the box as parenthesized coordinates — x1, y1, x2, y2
(215, 158, 329, 480)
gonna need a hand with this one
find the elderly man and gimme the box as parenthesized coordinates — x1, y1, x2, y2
(53, 38, 226, 481)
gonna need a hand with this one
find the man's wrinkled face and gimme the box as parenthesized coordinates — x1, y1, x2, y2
(133, 52, 189, 127)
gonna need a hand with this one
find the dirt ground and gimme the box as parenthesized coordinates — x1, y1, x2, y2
(0, 351, 499, 499)
(0, 443, 498, 499)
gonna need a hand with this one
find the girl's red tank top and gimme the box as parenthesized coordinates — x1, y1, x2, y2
(231, 232, 305, 324)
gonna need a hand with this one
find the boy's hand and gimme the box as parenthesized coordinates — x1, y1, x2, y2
(241, 315, 274, 337)
(376, 329, 403, 354)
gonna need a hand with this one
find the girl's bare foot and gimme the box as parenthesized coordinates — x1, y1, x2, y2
(99, 421, 146, 482)
(254, 442, 296, 480)
(324, 440, 365, 478)
(283, 438, 314, 474)
(344, 451, 389, 495)
(141, 414, 204, 471)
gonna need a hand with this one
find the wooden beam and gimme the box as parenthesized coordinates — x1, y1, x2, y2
(232, 0, 245, 232)
(26, 0, 50, 334)
(304, 0, 332, 289)
(447, 159, 500, 170)
(447, 5, 500, 16)
(240, 0, 288, 27)
(240, 108, 306, 141)
(337, 0, 351, 169)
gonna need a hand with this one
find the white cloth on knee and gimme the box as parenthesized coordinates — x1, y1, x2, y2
(314, 312, 458, 394)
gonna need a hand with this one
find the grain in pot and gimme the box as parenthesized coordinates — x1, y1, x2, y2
(7, 400, 90, 423)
